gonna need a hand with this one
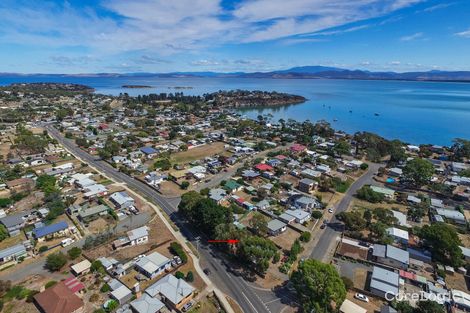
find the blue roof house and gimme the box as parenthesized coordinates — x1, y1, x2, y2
(32, 221, 69, 242)
(140, 146, 158, 158)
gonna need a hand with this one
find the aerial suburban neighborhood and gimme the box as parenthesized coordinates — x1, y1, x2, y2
(0, 83, 470, 313)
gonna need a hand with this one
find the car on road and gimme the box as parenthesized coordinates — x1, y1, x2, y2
(354, 293, 369, 302)
(328, 207, 334, 213)
(320, 223, 326, 229)
(203, 268, 211, 275)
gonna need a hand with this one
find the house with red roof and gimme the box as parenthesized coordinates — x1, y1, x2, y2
(254, 163, 273, 172)
(290, 143, 307, 153)
(34, 281, 84, 313)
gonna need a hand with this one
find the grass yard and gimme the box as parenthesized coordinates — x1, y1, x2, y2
(171, 142, 227, 164)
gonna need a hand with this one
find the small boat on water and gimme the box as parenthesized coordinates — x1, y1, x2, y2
(374, 113, 380, 116)
(349, 110, 352, 113)
(333, 118, 338, 122)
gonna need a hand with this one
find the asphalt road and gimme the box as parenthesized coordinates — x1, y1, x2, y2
(310, 162, 382, 261)
(46, 125, 286, 313)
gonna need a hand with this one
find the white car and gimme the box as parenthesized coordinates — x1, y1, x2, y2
(354, 293, 369, 302)
(328, 207, 334, 213)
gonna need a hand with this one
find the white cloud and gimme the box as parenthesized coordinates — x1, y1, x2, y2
(455, 29, 470, 38)
(400, 32, 423, 41)
(389, 61, 401, 65)
(0, 0, 427, 56)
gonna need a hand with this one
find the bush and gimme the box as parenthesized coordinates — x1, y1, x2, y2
(45, 280, 57, 289)
(175, 271, 185, 279)
(273, 251, 281, 263)
(67, 247, 82, 260)
(38, 245, 48, 253)
(100, 283, 110, 293)
(360, 163, 369, 170)
(170, 242, 188, 263)
(180, 181, 190, 190)
(311, 211, 323, 219)
(356, 186, 384, 203)
(45, 252, 67, 272)
(185, 271, 194, 282)
(299, 232, 311, 242)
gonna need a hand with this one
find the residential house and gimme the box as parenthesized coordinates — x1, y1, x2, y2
(135, 252, 172, 279)
(32, 221, 69, 242)
(267, 219, 287, 236)
(109, 191, 135, 209)
(242, 170, 260, 180)
(280, 209, 311, 224)
(140, 146, 159, 159)
(71, 259, 91, 276)
(369, 266, 400, 299)
(435, 208, 466, 225)
(373, 244, 410, 269)
(298, 178, 316, 193)
(5, 178, 35, 193)
(145, 274, 195, 311)
(0, 243, 27, 263)
(130, 293, 165, 313)
(0, 210, 35, 236)
(386, 227, 409, 245)
(33, 282, 84, 313)
(289, 194, 321, 211)
(83, 184, 107, 198)
(109, 278, 133, 305)
(77, 204, 109, 223)
(113, 226, 149, 249)
(209, 188, 227, 204)
(224, 180, 243, 192)
(290, 143, 307, 154)
(371, 186, 395, 199)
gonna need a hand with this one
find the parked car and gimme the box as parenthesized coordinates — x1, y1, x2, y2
(320, 224, 326, 229)
(203, 268, 211, 275)
(182, 301, 194, 312)
(328, 207, 334, 213)
(354, 293, 369, 302)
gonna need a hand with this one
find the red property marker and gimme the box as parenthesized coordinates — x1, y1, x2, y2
(207, 239, 240, 244)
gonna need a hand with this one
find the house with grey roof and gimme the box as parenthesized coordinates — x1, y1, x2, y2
(373, 244, 409, 269)
(0, 210, 35, 236)
(267, 219, 287, 236)
(145, 274, 195, 311)
(280, 209, 311, 224)
(289, 194, 321, 211)
(77, 204, 109, 222)
(0, 243, 27, 263)
(369, 266, 400, 299)
(130, 293, 165, 313)
(109, 278, 133, 304)
(135, 252, 171, 279)
(435, 208, 466, 225)
(298, 178, 316, 193)
(109, 191, 135, 209)
(209, 188, 227, 204)
(113, 226, 149, 250)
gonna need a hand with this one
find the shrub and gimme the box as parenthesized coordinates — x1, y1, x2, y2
(67, 247, 82, 260)
(45, 252, 67, 272)
(185, 271, 194, 282)
(38, 246, 48, 253)
(45, 280, 57, 289)
(100, 284, 110, 293)
(175, 271, 185, 279)
(170, 242, 188, 263)
(299, 232, 311, 242)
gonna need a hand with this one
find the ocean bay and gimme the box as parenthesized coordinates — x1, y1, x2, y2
(1, 75, 470, 145)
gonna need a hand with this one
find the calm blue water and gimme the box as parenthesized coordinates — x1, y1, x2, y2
(1, 75, 470, 145)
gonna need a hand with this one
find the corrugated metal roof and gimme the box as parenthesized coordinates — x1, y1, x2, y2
(33, 221, 68, 238)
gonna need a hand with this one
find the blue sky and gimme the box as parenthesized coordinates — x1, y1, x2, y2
(0, 0, 469, 73)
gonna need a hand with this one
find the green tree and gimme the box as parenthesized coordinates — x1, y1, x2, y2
(36, 174, 58, 195)
(185, 271, 194, 282)
(336, 211, 366, 231)
(237, 236, 277, 274)
(415, 300, 445, 313)
(419, 223, 463, 267)
(180, 181, 190, 190)
(356, 186, 385, 203)
(452, 138, 470, 161)
(249, 212, 268, 236)
(67, 247, 82, 260)
(291, 259, 346, 313)
(45, 252, 67, 271)
(403, 158, 434, 187)
(389, 140, 406, 164)
(175, 271, 185, 279)
(300, 231, 311, 242)
(0, 224, 8, 242)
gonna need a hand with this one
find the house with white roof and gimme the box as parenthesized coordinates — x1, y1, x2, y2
(130, 293, 165, 313)
(386, 227, 409, 244)
(135, 252, 171, 279)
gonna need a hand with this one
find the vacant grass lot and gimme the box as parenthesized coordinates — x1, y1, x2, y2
(171, 142, 227, 164)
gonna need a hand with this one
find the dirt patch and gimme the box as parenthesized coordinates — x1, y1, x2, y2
(446, 272, 470, 291)
(158, 181, 186, 197)
(253, 263, 287, 289)
(269, 228, 300, 251)
(353, 268, 369, 289)
(346, 290, 382, 312)
(87, 217, 114, 234)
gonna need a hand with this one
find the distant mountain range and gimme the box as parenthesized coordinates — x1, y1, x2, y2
(3, 66, 470, 82)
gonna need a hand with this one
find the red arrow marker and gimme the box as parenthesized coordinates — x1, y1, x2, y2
(207, 239, 240, 244)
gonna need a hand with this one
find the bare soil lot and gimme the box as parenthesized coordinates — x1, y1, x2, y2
(269, 228, 300, 251)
